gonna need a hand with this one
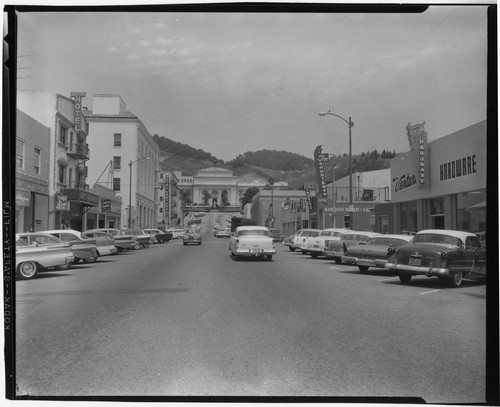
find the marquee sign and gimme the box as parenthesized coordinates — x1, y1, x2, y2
(314, 145, 328, 198)
(70, 91, 86, 131)
(406, 122, 430, 189)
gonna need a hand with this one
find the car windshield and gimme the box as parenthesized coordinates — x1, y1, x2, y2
(186, 229, 198, 234)
(238, 230, 269, 237)
(412, 233, 463, 247)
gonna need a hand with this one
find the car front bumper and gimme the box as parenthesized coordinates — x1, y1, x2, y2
(342, 256, 387, 268)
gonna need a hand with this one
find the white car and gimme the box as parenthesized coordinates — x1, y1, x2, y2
(45, 229, 118, 257)
(229, 226, 276, 261)
(290, 228, 322, 252)
(302, 228, 348, 258)
(167, 228, 185, 239)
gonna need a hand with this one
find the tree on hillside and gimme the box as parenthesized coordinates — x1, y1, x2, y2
(240, 186, 260, 208)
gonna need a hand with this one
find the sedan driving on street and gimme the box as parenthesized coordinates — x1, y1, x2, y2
(229, 226, 276, 261)
(385, 229, 487, 288)
(183, 228, 202, 245)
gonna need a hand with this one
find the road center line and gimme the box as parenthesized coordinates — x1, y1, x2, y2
(330, 266, 343, 270)
(419, 289, 441, 295)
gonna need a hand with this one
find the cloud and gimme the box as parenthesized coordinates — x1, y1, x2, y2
(152, 22, 167, 30)
(138, 40, 150, 47)
(106, 46, 119, 53)
(127, 54, 140, 60)
(154, 37, 173, 46)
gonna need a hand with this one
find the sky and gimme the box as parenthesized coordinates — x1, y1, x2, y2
(15, 5, 489, 162)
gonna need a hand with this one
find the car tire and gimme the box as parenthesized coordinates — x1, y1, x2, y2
(82, 255, 98, 264)
(448, 272, 463, 288)
(289, 247, 296, 252)
(183, 242, 187, 246)
(358, 266, 369, 273)
(310, 253, 319, 259)
(266, 255, 272, 261)
(398, 272, 412, 284)
(17, 261, 38, 280)
(334, 258, 342, 264)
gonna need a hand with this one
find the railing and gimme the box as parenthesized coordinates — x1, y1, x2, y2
(67, 143, 90, 159)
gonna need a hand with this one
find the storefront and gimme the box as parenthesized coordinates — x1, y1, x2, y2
(15, 176, 49, 232)
(378, 120, 486, 234)
(86, 184, 122, 230)
(57, 187, 99, 231)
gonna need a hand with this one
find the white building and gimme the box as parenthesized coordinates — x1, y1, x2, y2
(83, 94, 159, 228)
(17, 90, 98, 230)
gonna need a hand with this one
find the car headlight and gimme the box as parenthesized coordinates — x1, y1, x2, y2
(441, 251, 448, 259)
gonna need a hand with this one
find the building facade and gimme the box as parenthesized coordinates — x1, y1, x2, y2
(15, 109, 51, 232)
(375, 120, 487, 234)
(17, 90, 100, 231)
(83, 94, 159, 229)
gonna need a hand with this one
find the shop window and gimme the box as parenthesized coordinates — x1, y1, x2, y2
(33, 147, 41, 174)
(114, 133, 122, 147)
(378, 215, 389, 234)
(16, 138, 25, 169)
(113, 177, 121, 192)
(113, 156, 121, 170)
(401, 201, 417, 234)
(456, 190, 486, 233)
(430, 197, 444, 215)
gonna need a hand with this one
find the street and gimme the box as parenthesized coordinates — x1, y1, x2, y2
(15, 213, 486, 403)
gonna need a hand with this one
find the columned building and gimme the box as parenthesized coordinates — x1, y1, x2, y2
(83, 94, 159, 229)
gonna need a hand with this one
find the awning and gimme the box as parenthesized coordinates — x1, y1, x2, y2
(466, 201, 486, 212)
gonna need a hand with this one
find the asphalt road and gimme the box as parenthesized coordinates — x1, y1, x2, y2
(15, 213, 487, 403)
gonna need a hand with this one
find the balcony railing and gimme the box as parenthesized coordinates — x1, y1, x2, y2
(67, 143, 90, 159)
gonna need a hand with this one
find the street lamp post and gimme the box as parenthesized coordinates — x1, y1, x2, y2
(319, 110, 354, 229)
(128, 157, 150, 228)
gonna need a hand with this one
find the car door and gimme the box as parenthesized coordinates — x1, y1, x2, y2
(466, 236, 486, 274)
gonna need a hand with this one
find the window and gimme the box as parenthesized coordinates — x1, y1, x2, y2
(16, 138, 25, 169)
(59, 125, 68, 145)
(113, 156, 121, 170)
(113, 177, 121, 192)
(33, 147, 41, 174)
(58, 164, 66, 184)
(114, 133, 122, 147)
(68, 168, 73, 187)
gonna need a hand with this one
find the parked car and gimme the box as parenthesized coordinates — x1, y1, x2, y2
(290, 229, 322, 252)
(21, 231, 98, 264)
(43, 229, 108, 261)
(268, 228, 284, 242)
(302, 228, 348, 258)
(15, 233, 75, 279)
(144, 228, 173, 244)
(183, 228, 202, 245)
(121, 229, 152, 248)
(324, 231, 382, 264)
(80, 230, 120, 256)
(215, 228, 231, 238)
(282, 232, 300, 248)
(167, 228, 185, 239)
(341, 234, 413, 272)
(85, 228, 141, 251)
(229, 226, 276, 261)
(385, 229, 487, 288)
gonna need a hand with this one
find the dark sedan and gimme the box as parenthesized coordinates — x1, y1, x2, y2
(341, 234, 413, 272)
(385, 229, 486, 288)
